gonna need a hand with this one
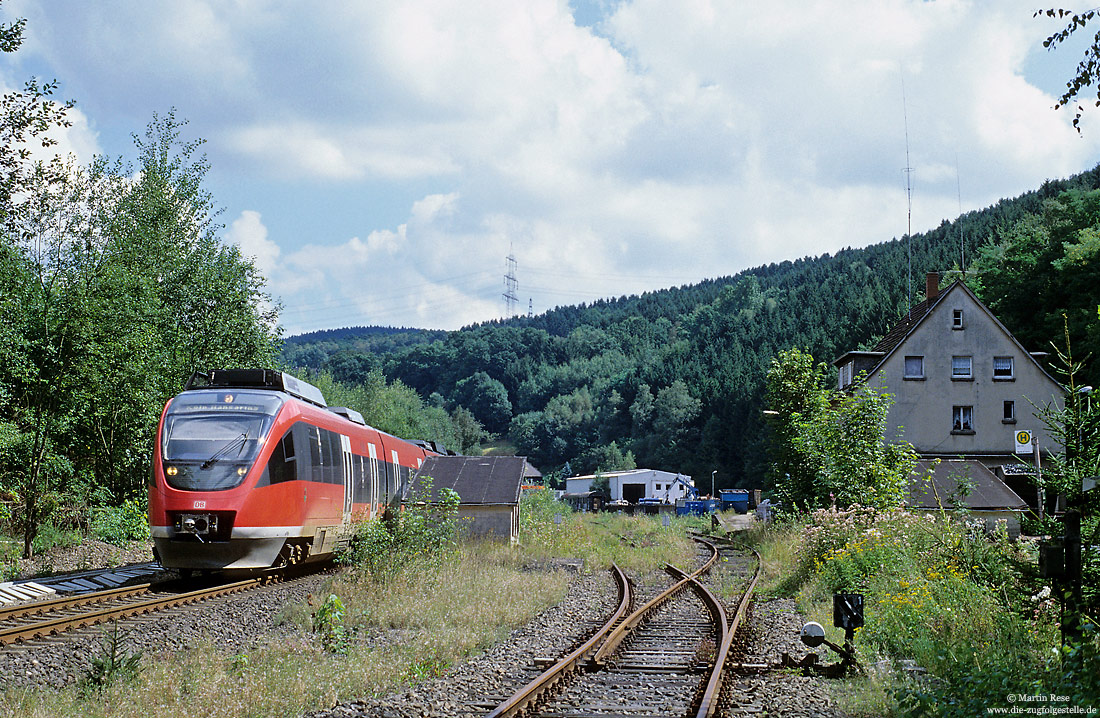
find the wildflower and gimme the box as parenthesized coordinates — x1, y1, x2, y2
(1031, 586, 1051, 602)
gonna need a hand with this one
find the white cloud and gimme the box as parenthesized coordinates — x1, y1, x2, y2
(226, 210, 280, 278)
(8, 0, 1100, 332)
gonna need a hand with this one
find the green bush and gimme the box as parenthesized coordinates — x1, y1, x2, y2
(81, 622, 143, 694)
(340, 476, 462, 581)
(313, 593, 350, 654)
(768, 506, 1084, 716)
(90, 498, 150, 545)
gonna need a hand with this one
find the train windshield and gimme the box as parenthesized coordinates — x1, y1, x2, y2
(161, 390, 285, 491)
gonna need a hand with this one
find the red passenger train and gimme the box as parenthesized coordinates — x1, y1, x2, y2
(148, 369, 439, 571)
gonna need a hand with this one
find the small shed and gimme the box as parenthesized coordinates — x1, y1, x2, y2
(411, 455, 528, 541)
(908, 459, 1029, 539)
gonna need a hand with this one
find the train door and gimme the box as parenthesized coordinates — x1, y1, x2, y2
(367, 442, 379, 517)
(341, 435, 353, 520)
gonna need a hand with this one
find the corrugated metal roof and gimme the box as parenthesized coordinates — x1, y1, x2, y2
(908, 459, 1028, 510)
(413, 455, 528, 505)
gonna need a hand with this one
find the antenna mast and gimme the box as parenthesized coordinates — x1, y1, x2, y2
(503, 244, 519, 318)
(902, 79, 914, 317)
(956, 152, 964, 276)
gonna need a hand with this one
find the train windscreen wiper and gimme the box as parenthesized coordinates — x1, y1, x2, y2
(200, 432, 248, 470)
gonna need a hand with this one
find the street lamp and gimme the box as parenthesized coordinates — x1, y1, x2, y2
(711, 470, 716, 499)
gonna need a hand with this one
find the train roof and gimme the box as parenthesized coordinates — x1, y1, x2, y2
(184, 369, 327, 408)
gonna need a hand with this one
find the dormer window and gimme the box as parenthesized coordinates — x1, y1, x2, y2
(952, 309, 964, 329)
(838, 361, 853, 389)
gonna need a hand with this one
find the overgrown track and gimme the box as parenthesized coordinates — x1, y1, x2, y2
(0, 566, 314, 648)
(488, 538, 760, 718)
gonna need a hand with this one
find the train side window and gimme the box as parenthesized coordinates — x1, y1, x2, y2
(326, 431, 343, 484)
(391, 450, 400, 500)
(354, 454, 365, 503)
(308, 425, 323, 482)
(318, 429, 333, 483)
(268, 431, 297, 484)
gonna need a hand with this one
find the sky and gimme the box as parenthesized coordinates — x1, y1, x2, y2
(3, 0, 1100, 336)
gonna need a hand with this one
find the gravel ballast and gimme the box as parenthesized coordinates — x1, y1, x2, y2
(0, 571, 332, 690)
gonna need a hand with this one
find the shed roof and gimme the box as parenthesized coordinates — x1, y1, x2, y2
(908, 459, 1028, 511)
(413, 455, 528, 505)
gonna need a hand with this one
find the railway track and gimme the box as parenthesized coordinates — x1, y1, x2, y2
(488, 538, 760, 718)
(0, 569, 299, 648)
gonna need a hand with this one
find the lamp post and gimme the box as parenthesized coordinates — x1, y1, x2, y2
(711, 470, 716, 499)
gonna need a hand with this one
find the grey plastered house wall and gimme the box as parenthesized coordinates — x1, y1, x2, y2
(835, 277, 1063, 464)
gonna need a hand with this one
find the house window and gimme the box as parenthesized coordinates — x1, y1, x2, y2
(952, 309, 964, 329)
(903, 356, 925, 379)
(951, 356, 973, 380)
(993, 356, 1014, 380)
(838, 361, 853, 389)
(1003, 400, 1016, 423)
(952, 405, 974, 433)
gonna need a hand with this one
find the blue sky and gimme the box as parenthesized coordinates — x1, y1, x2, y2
(3, 0, 1099, 336)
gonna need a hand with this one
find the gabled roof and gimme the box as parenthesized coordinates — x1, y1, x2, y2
(860, 280, 1061, 387)
(872, 296, 936, 355)
(909, 459, 1027, 510)
(566, 468, 692, 482)
(413, 455, 528, 505)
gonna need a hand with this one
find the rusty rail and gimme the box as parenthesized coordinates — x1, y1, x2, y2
(0, 578, 264, 646)
(589, 539, 720, 665)
(486, 564, 632, 718)
(667, 545, 761, 718)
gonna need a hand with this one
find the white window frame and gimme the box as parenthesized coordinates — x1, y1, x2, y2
(993, 356, 1014, 380)
(1003, 400, 1016, 423)
(952, 309, 964, 329)
(952, 405, 974, 433)
(951, 355, 972, 380)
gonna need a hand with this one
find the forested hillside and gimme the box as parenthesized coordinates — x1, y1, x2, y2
(284, 167, 1100, 487)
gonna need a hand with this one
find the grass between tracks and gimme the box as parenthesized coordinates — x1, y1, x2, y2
(0, 489, 700, 718)
(749, 506, 1100, 718)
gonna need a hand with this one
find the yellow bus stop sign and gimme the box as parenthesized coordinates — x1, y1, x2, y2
(1014, 430, 1033, 454)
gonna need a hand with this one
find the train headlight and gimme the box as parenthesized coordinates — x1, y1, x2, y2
(237, 466, 247, 476)
(166, 466, 178, 476)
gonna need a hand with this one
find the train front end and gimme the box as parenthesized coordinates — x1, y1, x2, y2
(149, 372, 298, 571)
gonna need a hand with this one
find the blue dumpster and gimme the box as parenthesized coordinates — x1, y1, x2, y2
(719, 489, 750, 513)
(684, 499, 720, 516)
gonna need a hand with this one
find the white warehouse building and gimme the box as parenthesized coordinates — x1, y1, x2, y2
(564, 469, 694, 504)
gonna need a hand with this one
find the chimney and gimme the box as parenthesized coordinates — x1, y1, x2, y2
(926, 271, 940, 301)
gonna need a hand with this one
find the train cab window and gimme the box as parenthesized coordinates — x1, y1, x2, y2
(160, 390, 284, 491)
